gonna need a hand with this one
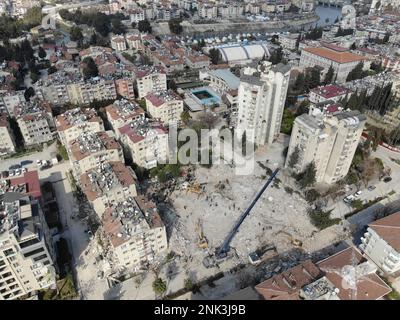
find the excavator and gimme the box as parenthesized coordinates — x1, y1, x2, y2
(203, 168, 280, 268)
(196, 219, 208, 249)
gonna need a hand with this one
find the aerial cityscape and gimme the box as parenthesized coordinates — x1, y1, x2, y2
(1, 0, 400, 304)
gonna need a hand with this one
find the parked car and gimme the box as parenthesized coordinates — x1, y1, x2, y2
(383, 177, 392, 183)
(97, 271, 104, 279)
(343, 195, 355, 204)
(20, 160, 33, 166)
(354, 191, 362, 197)
(9, 170, 15, 177)
(9, 164, 21, 170)
(367, 185, 376, 191)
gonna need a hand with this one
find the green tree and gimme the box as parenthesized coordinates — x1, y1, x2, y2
(269, 47, 283, 65)
(323, 65, 335, 84)
(296, 161, 317, 188)
(111, 19, 126, 34)
(184, 278, 194, 291)
(287, 145, 300, 168)
(180, 110, 191, 124)
(152, 278, 167, 295)
(209, 48, 222, 65)
(24, 87, 35, 101)
(168, 18, 183, 34)
(82, 57, 98, 79)
(70, 26, 83, 42)
(38, 47, 46, 60)
(138, 19, 152, 33)
(346, 62, 364, 81)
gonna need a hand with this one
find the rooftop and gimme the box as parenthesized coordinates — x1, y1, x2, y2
(255, 260, 321, 300)
(118, 118, 167, 144)
(80, 162, 136, 201)
(145, 90, 182, 107)
(208, 69, 240, 90)
(69, 131, 121, 161)
(14, 100, 51, 119)
(311, 84, 352, 99)
(56, 108, 102, 131)
(303, 47, 366, 64)
(106, 99, 145, 121)
(368, 212, 400, 252)
(316, 247, 391, 300)
(102, 195, 164, 247)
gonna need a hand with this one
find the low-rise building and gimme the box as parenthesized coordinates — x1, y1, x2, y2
(14, 101, 54, 147)
(135, 66, 167, 99)
(279, 33, 300, 51)
(300, 46, 367, 83)
(309, 85, 353, 104)
(119, 118, 169, 169)
(106, 99, 145, 138)
(111, 35, 127, 52)
(56, 108, 104, 146)
(101, 195, 167, 271)
(0, 112, 16, 156)
(80, 161, 138, 218)
(68, 131, 124, 179)
(360, 212, 400, 275)
(144, 90, 183, 125)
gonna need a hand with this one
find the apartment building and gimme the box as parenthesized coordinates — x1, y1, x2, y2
(360, 212, 400, 275)
(309, 84, 352, 104)
(0, 112, 16, 157)
(0, 172, 56, 300)
(125, 33, 142, 50)
(134, 66, 167, 99)
(56, 108, 104, 146)
(198, 4, 218, 19)
(285, 106, 366, 184)
(102, 195, 167, 271)
(144, 90, 183, 125)
(66, 79, 117, 106)
(80, 161, 138, 218)
(278, 33, 300, 51)
(236, 61, 291, 146)
(299, 46, 367, 83)
(1, 91, 25, 116)
(106, 99, 145, 138)
(111, 35, 127, 52)
(14, 101, 54, 147)
(115, 77, 135, 100)
(68, 131, 124, 179)
(119, 118, 169, 169)
(255, 247, 391, 300)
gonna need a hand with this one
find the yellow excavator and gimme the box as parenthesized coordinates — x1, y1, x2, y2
(196, 219, 208, 249)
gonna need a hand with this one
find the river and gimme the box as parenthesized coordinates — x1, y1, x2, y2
(314, 5, 343, 27)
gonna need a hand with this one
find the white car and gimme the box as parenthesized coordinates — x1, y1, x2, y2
(9, 170, 15, 177)
(354, 191, 362, 197)
(343, 195, 354, 203)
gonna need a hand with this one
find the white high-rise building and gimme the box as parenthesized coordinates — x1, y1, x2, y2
(236, 61, 291, 146)
(285, 105, 366, 184)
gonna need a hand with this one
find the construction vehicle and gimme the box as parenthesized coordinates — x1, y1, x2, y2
(196, 219, 208, 249)
(203, 168, 280, 268)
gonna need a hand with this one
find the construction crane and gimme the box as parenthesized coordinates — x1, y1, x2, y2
(203, 168, 280, 268)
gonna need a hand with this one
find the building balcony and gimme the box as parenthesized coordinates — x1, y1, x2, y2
(388, 252, 400, 264)
(383, 258, 396, 270)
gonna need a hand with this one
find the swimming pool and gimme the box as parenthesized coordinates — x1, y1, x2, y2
(191, 88, 221, 106)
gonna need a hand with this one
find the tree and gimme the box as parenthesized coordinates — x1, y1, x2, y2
(305, 67, 321, 90)
(131, 22, 137, 29)
(287, 145, 300, 168)
(111, 19, 126, 34)
(350, 42, 356, 50)
(168, 18, 183, 35)
(82, 57, 98, 79)
(38, 46, 46, 60)
(24, 87, 35, 101)
(296, 162, 317, 188)
(184, 278, 194, 291)
(180, 110, 191, 124)
(209, 48, 222, 65)
(293, 72, 305, 93)
(138, 19, 152, 33)
(70, 26, 83, 42)
(346, 62, 364, 81)
(323, 65, 334, 84)
(269, 47, 283, 65)
(152, 278, 167, 295)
